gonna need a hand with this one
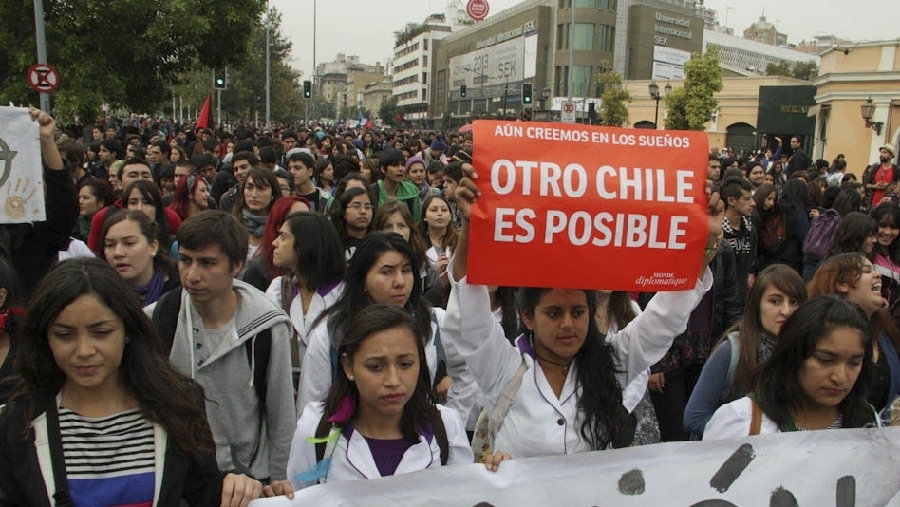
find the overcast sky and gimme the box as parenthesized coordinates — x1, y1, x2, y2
(270, 0, 899, 78)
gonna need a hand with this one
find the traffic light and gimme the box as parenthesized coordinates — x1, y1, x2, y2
(460, 84, 467, 98)
(522, 83, 533, 104)
(214, 69, 226, 89)
(303, 80, 311, 98)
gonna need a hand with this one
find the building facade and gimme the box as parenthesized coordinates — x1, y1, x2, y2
(742, 15, 787, 47)
(392, 14, 453, 123)
(704, 29, 819, 77)
(812, 40, 900, 174)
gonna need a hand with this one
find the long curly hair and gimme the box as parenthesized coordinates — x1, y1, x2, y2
(516, 288, 632, 450)
(9, 258, 213, 459)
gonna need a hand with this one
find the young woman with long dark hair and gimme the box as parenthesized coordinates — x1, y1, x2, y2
(808, 252, 900, 416)
(285, 304, 472, 490)
(0, 258, 260, 506)
(684, 264, 807, 437)
(99, 210, 180, 306)
(704, 295, 875, 438)
(444, 165, 721, 466)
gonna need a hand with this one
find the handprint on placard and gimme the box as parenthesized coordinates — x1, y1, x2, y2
(5, 177, 38, 220)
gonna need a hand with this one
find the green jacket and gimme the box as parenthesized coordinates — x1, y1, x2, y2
(374, 179, 422, 222)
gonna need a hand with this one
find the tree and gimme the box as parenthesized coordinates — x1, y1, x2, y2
(597, 70, 630, 127)
(394, 23, 427, 47)
(766, 60, 818, 81)
(665, 47, 723, 130)
(0, 0, 265, 122)
(378, 96, 400, 125)
(194, 7, 301, 124)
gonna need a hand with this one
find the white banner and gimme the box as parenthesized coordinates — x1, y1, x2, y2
(0, 107, 45, 223)
(251, 428, 900, 506)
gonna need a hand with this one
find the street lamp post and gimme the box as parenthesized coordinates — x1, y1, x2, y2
(649, 81, 672, 129)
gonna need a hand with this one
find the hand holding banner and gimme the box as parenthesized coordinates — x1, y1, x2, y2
(467, 120, 710, 291)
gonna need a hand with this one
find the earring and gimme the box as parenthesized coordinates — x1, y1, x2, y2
(348, 374, 355, 381)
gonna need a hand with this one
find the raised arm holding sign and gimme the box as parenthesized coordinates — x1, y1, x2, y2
(443, 138, 723, 463)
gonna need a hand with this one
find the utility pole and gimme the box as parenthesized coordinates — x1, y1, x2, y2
(32, 0, 49, 112)
(265, 0, 271, 129)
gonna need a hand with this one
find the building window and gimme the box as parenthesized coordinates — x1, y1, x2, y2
(572, 23, 594, 50)
(574, 0, 595, 7)
(555, 66, 567, 96)
(572, 66, 592, 97)
(423, 55, 428, 66)
(598, 24, 610, 52)
(599, 0, 612, 8)
(424, 39, 429, 50)
(422, 72, 427, 84)
(557, 24, 567, 49)
(558, 0, 568, 8)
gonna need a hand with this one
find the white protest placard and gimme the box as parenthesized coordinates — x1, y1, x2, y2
(0, 106, 45, 223)
(250, 428, 900, 507)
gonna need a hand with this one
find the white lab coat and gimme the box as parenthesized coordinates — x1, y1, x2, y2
(703, 397, 780, 440)
(442, 267, 713, 458)
(287, 402, 473, 490)
(265, 278, 344, 371)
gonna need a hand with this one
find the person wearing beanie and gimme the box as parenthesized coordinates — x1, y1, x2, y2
(405, 155, 432, 205)
(423, 135, 448, 164)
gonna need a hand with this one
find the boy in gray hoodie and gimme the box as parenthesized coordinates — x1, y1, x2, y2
(146, 210, 295, 482)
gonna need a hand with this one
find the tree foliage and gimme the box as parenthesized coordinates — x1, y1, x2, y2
(596, 70, 630, 127)
(766, 60, 818, 81)
(173, 7, 302, 124)
(0, 0, 265, 122)
(665, 47, 723, 130)
(378, 96, 400, 125)
(394, 23, 427, 47)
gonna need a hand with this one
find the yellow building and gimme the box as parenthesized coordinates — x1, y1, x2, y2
(622, 75, 808, 153)
(813, 40, 900, 175)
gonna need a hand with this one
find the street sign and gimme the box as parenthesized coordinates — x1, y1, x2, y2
(466, 0, 490, 21)
(27, 64, 60, 94)
(561, 101, 576, 123)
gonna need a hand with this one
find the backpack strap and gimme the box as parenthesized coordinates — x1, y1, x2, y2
(721, 333, 741, 403)
(488, 359, 529, 445)
(46, 402, 74, 507)
(246, 329, 271, 408)
(749, 399, 762, 436)
(151, 287, 184, 353)
(314, 414, 333, 463)
(281, 276, 301, 389)
(432, 413, 449, 466)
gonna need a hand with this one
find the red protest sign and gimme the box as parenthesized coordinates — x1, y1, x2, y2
(467, 120, 709, 291)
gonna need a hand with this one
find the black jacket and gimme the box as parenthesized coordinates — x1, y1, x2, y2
(0, 386, 225, 507)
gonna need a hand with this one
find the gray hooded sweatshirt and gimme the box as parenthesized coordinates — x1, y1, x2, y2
(146, 279, 295, 480)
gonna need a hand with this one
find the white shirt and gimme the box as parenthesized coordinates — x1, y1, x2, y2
(265, 277, 344, 371)
(703, 397, 780, 440)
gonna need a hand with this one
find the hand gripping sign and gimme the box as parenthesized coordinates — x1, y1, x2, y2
(467, 120, 709, 291)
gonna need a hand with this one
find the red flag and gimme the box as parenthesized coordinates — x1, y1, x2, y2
(196, 94, 213, 129)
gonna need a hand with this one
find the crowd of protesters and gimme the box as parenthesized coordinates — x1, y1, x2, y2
(0, 108, 898, 504)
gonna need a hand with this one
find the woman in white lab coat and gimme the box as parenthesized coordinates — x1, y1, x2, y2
(443, 165, 722, 468)
(286, 304, 472, 490)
